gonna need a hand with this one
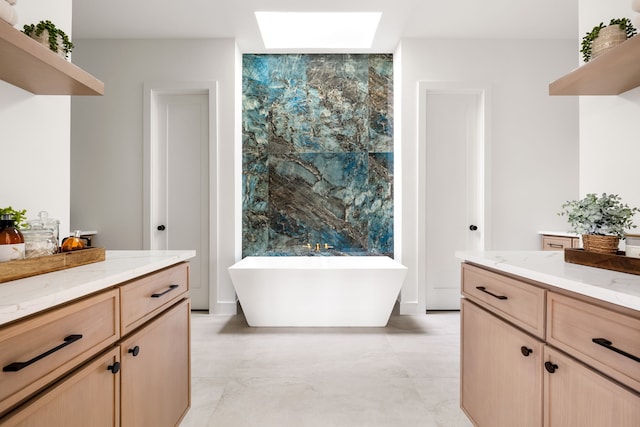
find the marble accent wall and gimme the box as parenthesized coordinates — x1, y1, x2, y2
(242, 54, 394, 256)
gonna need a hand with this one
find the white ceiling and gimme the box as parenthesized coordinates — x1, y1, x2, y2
(72, 0, 578, 52)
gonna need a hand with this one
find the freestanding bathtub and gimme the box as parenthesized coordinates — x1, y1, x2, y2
(228, 256, 408, 327)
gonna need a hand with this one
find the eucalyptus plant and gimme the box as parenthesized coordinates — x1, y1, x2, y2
(23, 20, 74, 59)
(558, 193, 639, 238)
(580, 18, 637, 62)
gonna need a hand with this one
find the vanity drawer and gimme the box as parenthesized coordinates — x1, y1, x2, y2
(462, 263, 546, 338)
(547, 291, 640, 392)
(120, 262, 189, 335)
(542, 235, 579, 251)
(0, 289, 119, 415)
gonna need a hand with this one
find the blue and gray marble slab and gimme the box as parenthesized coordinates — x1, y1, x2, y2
(242, 54, 394, 256)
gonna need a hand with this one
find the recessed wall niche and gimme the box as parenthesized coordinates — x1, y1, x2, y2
(242, 54, 394, 256)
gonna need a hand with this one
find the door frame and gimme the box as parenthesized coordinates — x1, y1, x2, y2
(417, 81, 492, 312)
(143, 81, 218, 311)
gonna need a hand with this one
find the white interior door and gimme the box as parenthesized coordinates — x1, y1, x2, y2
(153, 93, 210, 310)
(419, 83, 490, 311)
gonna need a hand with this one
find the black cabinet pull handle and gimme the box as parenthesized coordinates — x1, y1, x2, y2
(3, 334, 83, 372)
(475, 286, 508, 300)
(108, 362, 121, 374)
(521, 346, 533, 357)
(151, 284, 179, 298)
(128, 346, 140, 357)
(592, 338, 640, 363)
(544, 361, 558, 373)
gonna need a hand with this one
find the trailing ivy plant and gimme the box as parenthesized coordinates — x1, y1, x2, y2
(23, 20, 74, 59)
(580, 18, 637, 62)
(558, 193, 639, 238)
(0, 206, 28, 229)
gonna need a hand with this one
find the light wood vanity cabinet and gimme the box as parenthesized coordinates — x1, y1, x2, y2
(546, 292, 640, 392)
(461, 264, 545, 337)
(120, 263, 189, 335)
(0, 262, 190, 427)
(120, 298, 190, 427)
(0, 348, 120, 427)
(461, 299, 543, 427)
(544, 346, 640, 426)
(461, 262, 640, 427)
(541, 235, 580, 251)
(0, 289, 119, 415)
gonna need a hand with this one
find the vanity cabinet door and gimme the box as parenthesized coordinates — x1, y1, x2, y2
(461, 299, 543, 427)
(544, 346, 640, 427)
(120, 298, 190, 427)
(0, 348, 119, 427)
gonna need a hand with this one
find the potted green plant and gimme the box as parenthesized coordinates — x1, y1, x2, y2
(581, 18, 637, 62)
(558, 193, 639, 254)
(0, 206, 27, 229)
(22, 20, 74, 59)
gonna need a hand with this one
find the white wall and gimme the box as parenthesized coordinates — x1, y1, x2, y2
(5, 4, 622, 316)
(0, 0, 72, 237)
(69, 38, 580, 315)
(579, 0, 640, 215)
(70, 39, 238, 314)
(398, 38, 579, 313)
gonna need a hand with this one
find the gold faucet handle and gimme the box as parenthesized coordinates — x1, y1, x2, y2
(324, 244, 334, 250)
(305, 243, 312, 249)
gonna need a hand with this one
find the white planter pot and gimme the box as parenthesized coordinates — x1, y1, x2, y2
(29, 29, 67, 59)
(591, 25, 627, 59)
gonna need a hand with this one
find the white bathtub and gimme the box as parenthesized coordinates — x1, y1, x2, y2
(228, 256, 408, 327)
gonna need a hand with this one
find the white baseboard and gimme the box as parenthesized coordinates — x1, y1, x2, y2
(210, 300, 238, 315)
(399, 301, 419, 315)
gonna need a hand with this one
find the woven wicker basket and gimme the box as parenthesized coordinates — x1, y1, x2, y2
(582, 234, 620, 254)
(592, 25, 627, 59)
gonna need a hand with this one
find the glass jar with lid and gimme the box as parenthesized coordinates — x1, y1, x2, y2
(26, 211, 60, 248)
(22, 225, 57, 258)
(625, 233, 640, 258)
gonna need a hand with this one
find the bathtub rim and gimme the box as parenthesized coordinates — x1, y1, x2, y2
(229, 255, 407, 270)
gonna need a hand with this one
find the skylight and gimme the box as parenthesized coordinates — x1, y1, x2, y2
(255, 12, 382, 49)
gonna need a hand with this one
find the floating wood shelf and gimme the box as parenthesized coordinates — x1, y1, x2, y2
(0, 20, 104, 95)
(549, 34, 640, 96)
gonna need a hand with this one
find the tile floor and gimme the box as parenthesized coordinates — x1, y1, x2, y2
(180, 307, 473, 427)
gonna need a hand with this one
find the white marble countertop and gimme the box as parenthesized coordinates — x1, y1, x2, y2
(455, 251, 640, 312)
(0, 250, 196, 326)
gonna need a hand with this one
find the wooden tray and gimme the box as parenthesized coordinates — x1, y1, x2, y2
(0, 247, 106, 283)
(564, 248, 640, 275)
